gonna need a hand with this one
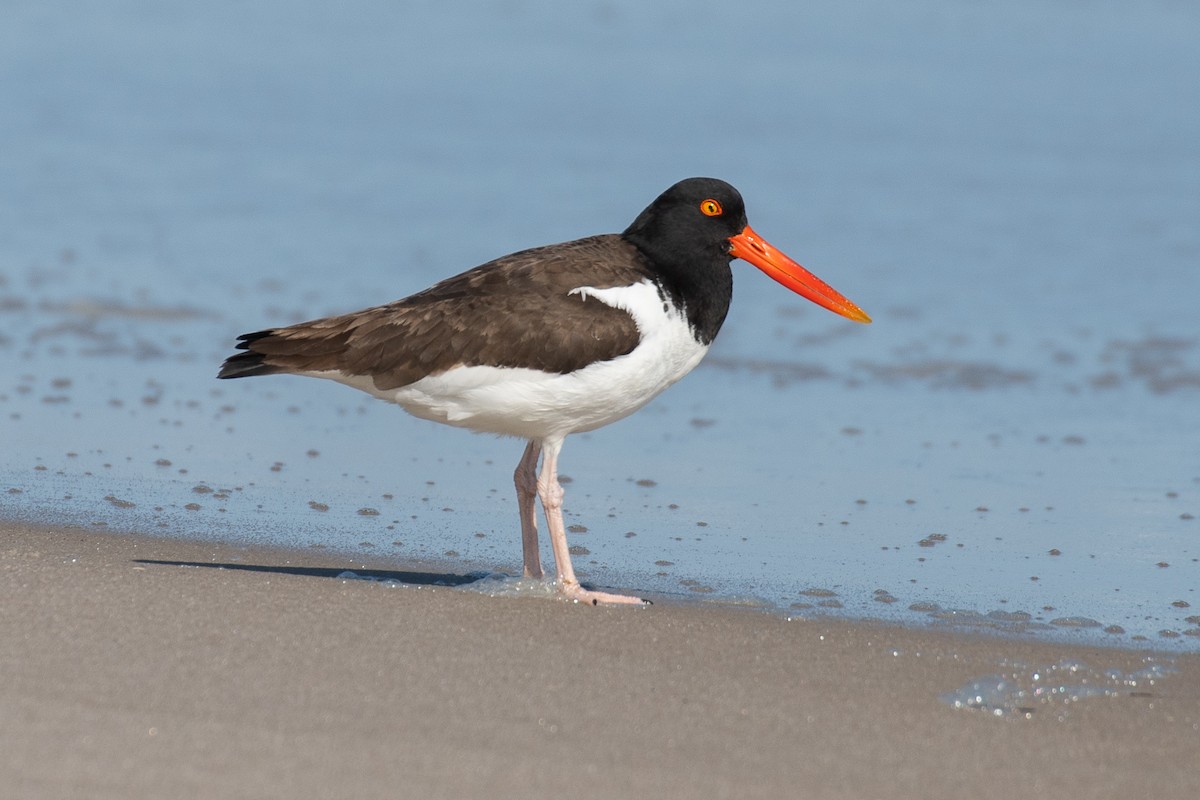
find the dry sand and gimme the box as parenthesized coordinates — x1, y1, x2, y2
(2, 520, 1197, 800)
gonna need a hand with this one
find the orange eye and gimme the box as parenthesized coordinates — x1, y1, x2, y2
(700, 199, 723, 217)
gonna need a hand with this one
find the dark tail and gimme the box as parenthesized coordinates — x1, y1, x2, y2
(217, 330, 286, 379)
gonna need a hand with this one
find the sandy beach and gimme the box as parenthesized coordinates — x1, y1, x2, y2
(2, 520, 1196, 799)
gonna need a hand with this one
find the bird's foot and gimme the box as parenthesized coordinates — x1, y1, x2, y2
(558, 582, 650, 606)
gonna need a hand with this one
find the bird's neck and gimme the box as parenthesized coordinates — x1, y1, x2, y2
(622, 233, 733, 345)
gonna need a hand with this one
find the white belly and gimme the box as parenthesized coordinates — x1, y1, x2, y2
(310, 280, 708, 440)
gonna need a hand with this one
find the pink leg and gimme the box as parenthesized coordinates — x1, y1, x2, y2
(536, 436, 646, 606)
(514, 440, 543, 579)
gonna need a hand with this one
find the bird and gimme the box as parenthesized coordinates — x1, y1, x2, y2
(218, 177, 870, 605)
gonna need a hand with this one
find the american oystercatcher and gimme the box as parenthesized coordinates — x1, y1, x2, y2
(219, 177, 870, 605)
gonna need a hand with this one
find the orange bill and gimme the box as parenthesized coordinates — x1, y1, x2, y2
(728, 225, 871, 323)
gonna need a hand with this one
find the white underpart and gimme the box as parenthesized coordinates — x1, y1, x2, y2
(305, 280, 708, 440)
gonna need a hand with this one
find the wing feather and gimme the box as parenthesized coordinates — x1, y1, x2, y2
(218, 235, 653, 390)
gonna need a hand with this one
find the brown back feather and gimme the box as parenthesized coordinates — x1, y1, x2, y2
(219, 235, 652, 391)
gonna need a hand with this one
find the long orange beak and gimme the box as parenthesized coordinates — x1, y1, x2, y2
(728, 225, 871, 324)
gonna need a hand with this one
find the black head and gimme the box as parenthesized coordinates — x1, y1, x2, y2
(620, 177, 749, 344)
(622, 177, 749, 267)
(619, 177, 872, 341)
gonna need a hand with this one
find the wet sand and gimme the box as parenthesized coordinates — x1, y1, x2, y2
(2, 520, 1197, 800)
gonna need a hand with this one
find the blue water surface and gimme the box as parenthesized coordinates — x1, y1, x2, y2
(2, 0, 1198, 647)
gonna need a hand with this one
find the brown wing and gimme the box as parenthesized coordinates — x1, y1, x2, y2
(218, 235, 652, 390)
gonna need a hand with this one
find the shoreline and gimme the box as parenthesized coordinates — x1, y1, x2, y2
(10, 509, 1191, 655)
(3, 519, 1198, 798)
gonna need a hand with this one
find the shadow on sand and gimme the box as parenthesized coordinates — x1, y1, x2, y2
(133, 559, 485, 588)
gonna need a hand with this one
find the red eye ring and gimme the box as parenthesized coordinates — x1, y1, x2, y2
(700, 199, 723, 217)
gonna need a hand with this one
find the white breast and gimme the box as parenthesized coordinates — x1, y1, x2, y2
(310, 280, 708, 440)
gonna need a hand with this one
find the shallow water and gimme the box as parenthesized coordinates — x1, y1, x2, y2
(2, 1, 1198, 648)
(941, 657, 1177, 718)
